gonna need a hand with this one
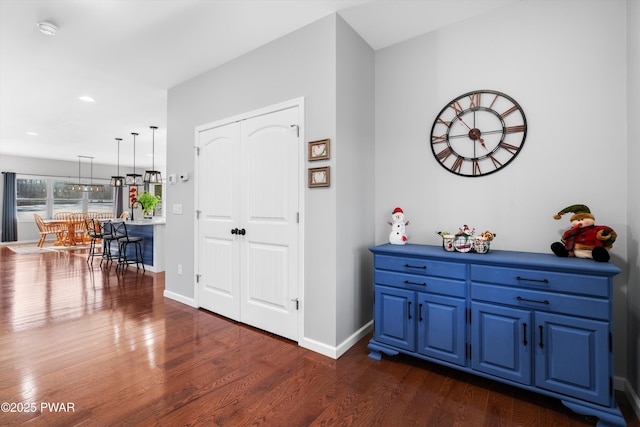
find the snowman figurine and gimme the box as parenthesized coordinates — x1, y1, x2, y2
(388, 207, 409, 245)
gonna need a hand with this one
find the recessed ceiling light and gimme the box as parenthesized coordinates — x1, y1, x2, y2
(36, 21, 58, 36)
(26, 131, 39, 136)
(78, 96, 96, 103)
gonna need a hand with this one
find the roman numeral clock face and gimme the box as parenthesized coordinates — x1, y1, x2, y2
(430, 90, 527, 177)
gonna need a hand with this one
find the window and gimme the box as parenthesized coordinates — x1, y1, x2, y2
(16, 178, 48, 221)
(16, 176, 113, 221)
(53, 180, 82, 215)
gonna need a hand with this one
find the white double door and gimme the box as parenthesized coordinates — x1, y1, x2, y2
(196, 105, 300, 341)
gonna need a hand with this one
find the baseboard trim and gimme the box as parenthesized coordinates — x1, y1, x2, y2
(163, 290, 196, 307)
(623, 378, 640, 422)
(299, 321, 373, 359)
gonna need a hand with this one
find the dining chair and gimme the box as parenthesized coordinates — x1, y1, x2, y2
(71, 213, 88, 244)
(34, 214, 65, 247)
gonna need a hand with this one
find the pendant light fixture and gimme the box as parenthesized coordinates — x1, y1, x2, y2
(65, 156, 105, 192)
(125, 132, 143, 186)
(110, 138, 125, 187)
(143, 125, 162, 184)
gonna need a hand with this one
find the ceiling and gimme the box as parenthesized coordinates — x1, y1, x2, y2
(0, 0, 519, 171)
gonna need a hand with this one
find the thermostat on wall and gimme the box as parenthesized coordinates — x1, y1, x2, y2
(179, 173, 189, 182)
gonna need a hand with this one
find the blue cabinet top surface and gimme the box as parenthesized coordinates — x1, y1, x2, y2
(370, 244, 621, 277)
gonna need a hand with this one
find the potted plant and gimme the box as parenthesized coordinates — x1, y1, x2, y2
(137, 191, 160, 218)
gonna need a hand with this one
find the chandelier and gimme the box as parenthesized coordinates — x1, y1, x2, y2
(110, 138, 125, 187)
(125, 132, 143, 186)
(65, 156, 105, 192)
(144, 125, 162, 184)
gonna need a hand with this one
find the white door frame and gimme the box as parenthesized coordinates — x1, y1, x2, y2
(194, 97, 305, 341)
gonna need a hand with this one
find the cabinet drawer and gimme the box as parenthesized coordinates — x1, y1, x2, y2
(470, 264, 609, 297)
(471, 283, 608, 320)
(375, 270, 466, 298)
(375, 254, 466, 280)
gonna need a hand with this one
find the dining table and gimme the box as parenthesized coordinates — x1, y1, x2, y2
(42, 218, 87, 246)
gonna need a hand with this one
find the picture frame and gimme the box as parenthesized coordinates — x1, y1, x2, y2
(308, 166, 330, 188)
(308, 138, 330, 161)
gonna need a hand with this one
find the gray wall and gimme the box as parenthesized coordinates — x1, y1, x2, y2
(375, 0, 633, 392)
(335, 16, 375, 347)
(165, 14, 375, 354)
(626, 0, 640, 408)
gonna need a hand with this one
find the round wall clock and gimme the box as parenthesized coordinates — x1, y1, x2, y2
(430, 90, 527, 177)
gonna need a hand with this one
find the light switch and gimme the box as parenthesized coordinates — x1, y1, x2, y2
(173, 203, 183, 215)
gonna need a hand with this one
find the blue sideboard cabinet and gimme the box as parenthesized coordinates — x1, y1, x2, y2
(368, 244, 625, 427)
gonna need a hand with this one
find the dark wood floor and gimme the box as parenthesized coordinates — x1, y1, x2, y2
(0, 245, 638, 427)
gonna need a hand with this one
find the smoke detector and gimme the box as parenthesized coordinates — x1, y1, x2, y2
(36, 21, 58, 36)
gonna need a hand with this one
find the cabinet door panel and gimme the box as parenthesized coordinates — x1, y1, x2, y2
(418, 293, 466, 366)
(472, 302, 531, 384)
(374, 285, 415, 351)
(535, 312, 609, 405)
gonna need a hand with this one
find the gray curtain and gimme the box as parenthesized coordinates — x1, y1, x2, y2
(2, 172, 18, 242)
(114, 186, 123, 218)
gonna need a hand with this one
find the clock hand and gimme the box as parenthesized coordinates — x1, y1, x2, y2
(456, 115, 473, 130)
(448, 133, 470, 139)
(481, 129, 504, 135)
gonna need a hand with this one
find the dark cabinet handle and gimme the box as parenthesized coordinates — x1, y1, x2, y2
(231, 228, 238, 235)
(516, 296, 550, 305)
(516, 276, 549, 284)
(404, 280, 426, 286)
(539, 325, 544, 349)
(239, 228, 246, 235)
(404, 264, 426, 270)
(522, 323, 528, 346)
(407, 301, 412, 320)
(419, 303, 423, 322)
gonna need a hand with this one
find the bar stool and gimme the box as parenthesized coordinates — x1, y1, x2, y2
(101, 220, 125, 268)
(116, 221, 145, 273)
(84, 218, 111, 266)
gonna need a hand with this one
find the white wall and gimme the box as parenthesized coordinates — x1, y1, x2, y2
(375, 0, 629, 377)
(626, 0, 640, 407)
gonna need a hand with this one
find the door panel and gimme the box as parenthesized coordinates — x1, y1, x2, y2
(472, 302, 532, 385)
(198, 122, 241, 320)
(374, 285, 415, 351)
(418, 293, 466, 366)
(535, 312, 609, 405)
(240, 107, 299, 340)
(197, 105, 300, 341)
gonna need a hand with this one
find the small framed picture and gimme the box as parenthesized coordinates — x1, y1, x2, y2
(308, 166, 330, 188)
(308, 138, 330, 161)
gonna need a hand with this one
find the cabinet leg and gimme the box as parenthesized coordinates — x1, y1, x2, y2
(367, 340, 399, 361)
(561, 400, 626, 427)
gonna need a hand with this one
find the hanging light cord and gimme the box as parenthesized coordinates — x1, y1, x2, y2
(151, 126, 156, 171)
(132, 133, 137, 175)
